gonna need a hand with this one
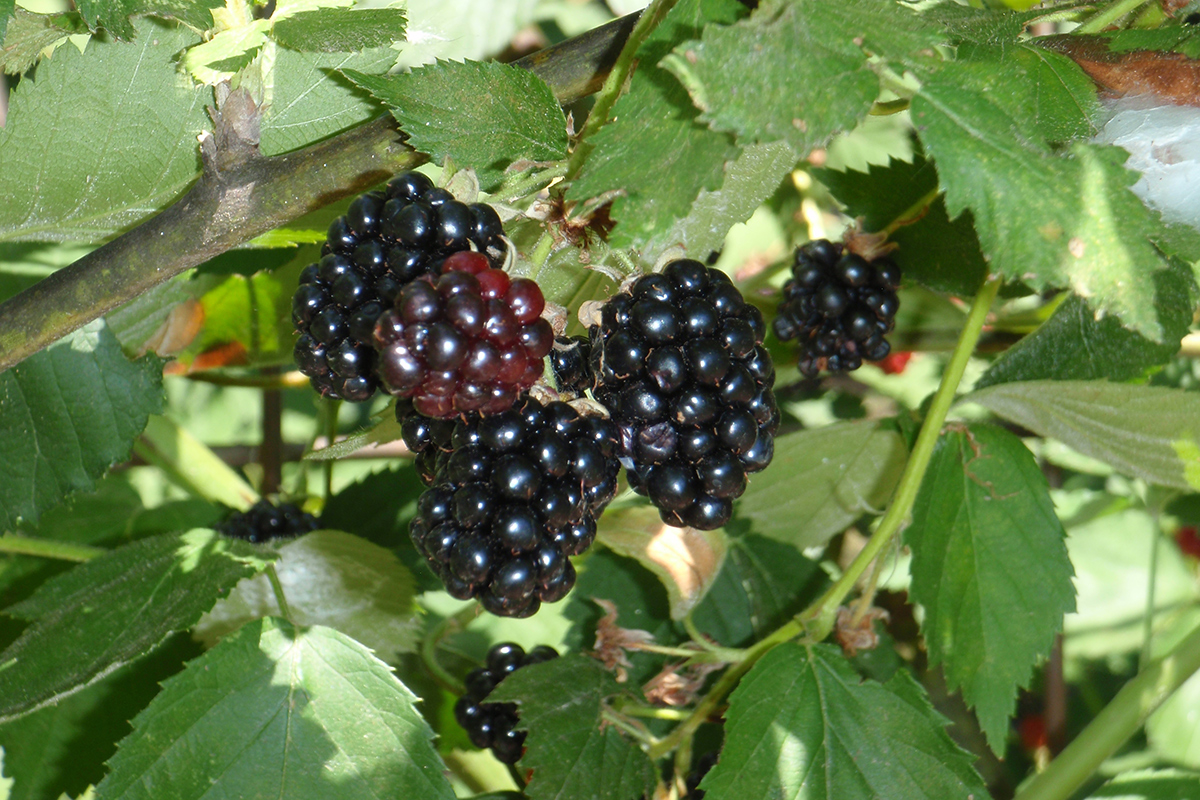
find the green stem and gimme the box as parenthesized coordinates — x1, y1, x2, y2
(266, 564, 295, 623)
(881, 185, 941, 236)
(1142, 504, 1162, 668)
(618, 704, 692, 721)
(421, 602, 480, 696)
(683, 613, 724, 654)
(849, 541, 889, 628)
(506, 763, 527, 791)
(322, 398, 340, 501)
(1075, 0, 1149, 33)
(0, 533, 106, 562)
(564, 0, 680, 180)
(1014, 622, 1200, 800)
(629, 642, 742, 663)
(601, 707, 659, 746)
(799, 276, 1002, 642)
(188, 370, 311, 389)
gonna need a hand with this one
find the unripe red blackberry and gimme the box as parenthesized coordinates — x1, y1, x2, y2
(292, 171, 507, 401)
(409, 395, 620, 616)
(590, 260, 778, 531)
(217, 499, 319, 544)
(774, 239, 900, 377)
(454, 642, 559, 763)
(374, 251, 553, 419)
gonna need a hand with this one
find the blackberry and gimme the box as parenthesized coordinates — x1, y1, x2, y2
(396, 397, 456, 485)
(549, 335, 594, 396)
(773, 239, 900, 377)
(409, 395, 620, 616)
(375, 251, 553, 419)
(590, 260, 778, 531)
(292, 171, 507, 401)
(217, 499, 319, 544)
(454, 642, 559, 763)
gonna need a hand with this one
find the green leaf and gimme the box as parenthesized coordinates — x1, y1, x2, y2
(1089, 769, 1200, 800)
(95, 618, 456, 800)
(1147, 614, 1200, 768)
(137, 415, 258, 511)
(392, 0, 538, 68)
(976, 258, 1196, 389)
(0, 9, 85, 75)
(0, 0, 12, 42)
(72, 0, 221, 38)
(967, 381, 1200, 491)
(566, 0, 744, 256)
(816, 155, 988, 298)
(320, 464, 425, 547)
(0, 530, 272, 723)
(489, 655, 656, 800)
(663, 0, 938, 153)
(345, 60, 566, 192)
(912, 51, 1176, 340)
(735, 421, 907, 548)
(906, 423, 1075, 753)
(599, 505, 727, 619)
(702, 642, 989, 799)
(175, 264, 298, 367)
(0, 320, 163, 531)
(195, 530, 421, 661)
(273, 7, 405, 52)
(689, 532, 826, 647)
(0, 20, 208, 243)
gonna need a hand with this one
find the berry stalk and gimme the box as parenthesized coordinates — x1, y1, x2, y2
(0, 534, 105, 563)
(798, 275, 1002, 642)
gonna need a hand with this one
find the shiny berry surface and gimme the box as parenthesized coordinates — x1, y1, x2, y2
(455, 642, 560, 763)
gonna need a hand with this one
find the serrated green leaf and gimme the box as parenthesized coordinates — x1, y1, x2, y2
(73, 0, 222, 38)
(976, 259, 1196, 389)
(0, 1, 12, 43)
(689, 532, 826, 647)
(0, 530, 273, 723)
(489, 655, 655, 800)
(345, 60, 566, 192)
(566, 0, 745, 256)
(175, 263, 298, 367)
(816, 154, 989, 297)
(1089, 769, 1200, 800)
(664, 0, 938, 153)
(95, 618, 456, 800)
(195, 530, 421, 661)
(0, 20, 208, 243)
(968, 381, 1200, 491)
(702, 642, 989, 799)
(393, 0, 537, 68)
(305, 407, 404, 461)
(0, 320, 163, 531)
(906, 423, 1075, 754)
(0, 746, 10, 799)
(0, 9, 84, 75)
(273, 7, 405, 52)
(913, 51, 1176, 340)
(735, 421, 907, 548)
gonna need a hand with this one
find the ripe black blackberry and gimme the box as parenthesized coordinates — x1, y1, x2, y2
(409, 395, 620, 617)
(454, 642, 559, 763)
(590, 260, 779, 531)
(375, 251, 553, 418)
(549, 335, 594, 396)
(396, 397, 456, 485)
(773, 239, 900, 378)
(217, 499, 319, 544)
(292, 171, 507, 401)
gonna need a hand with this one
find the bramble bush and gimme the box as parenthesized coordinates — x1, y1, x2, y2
(1, 1, 1200, 799)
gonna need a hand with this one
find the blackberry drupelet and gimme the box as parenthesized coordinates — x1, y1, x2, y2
(549, 335, 594, 396)
(773, 239, 901, 378)
(590, 259, 779, 531)
(218, 499, 319, 544)
(375, 251, 554, 418)
(454, 642, 559, 763)
(396, 397, 456, 485)
(292, 171, 507, 401)
(409, 395, 620, 617)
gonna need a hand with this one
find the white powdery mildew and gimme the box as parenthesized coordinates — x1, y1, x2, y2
(1094, 96, 1200, 231)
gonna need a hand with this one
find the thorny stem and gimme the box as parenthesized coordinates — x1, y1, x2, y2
(1074, 0, 1150, 33)
(0, 534, 105, 562)
(798, 275, 1002, 642)
(420, 602, 481, 696)
(564, 0, 680, 181)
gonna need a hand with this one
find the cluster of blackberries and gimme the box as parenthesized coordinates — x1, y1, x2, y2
(217, 499, 319, 544)
(773, 240, 900, 377)
(408, 395, 620, 617)
(375, 251, 553, 418)
(292, 171, 506, 401)
(455, 642, 558, 763)
(589, 259, 778, 530)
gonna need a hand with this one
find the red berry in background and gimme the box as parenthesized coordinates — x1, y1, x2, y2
(1176, 525, 1200, 559)
(877, 350, 914, 375)
(1018, 714, 1048, 752)
(374, 251, 553, 418)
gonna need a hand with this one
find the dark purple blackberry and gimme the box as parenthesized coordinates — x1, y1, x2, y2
(591, 260, 778, 531)
(374, 251, 553, 419)
(396, 398, 456, 485)
(409, 395, 620, 616)
(773, 239, 900, 377)
(549, 335, 593, 396)
(454, 642, 559, 763)
(217, 499, 319, 544)
(292, 172, 508, 401)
